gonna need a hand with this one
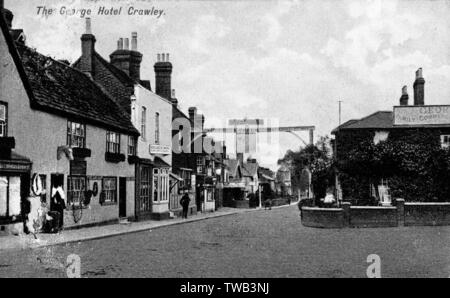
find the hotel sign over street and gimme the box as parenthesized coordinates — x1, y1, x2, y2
(394, 105, 450, 126)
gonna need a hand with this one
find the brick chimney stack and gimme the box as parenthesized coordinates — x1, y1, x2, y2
(154, 53, 173, 100)
(110, 32, 143, 81)
(399, 85, 409, 106)
(79, 18, 96, 77)
(188, 107, 197, 125)
(170, 89, 178, 106)
(413, 68, 425, 106)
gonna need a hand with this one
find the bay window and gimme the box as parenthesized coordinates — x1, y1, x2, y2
(153, 168, 169, 203)
(0, 176, 21, 218)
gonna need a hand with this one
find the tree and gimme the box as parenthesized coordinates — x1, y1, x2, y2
(278, 136, 333, 201)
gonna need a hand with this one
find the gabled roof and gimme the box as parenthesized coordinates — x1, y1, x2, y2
(224, 159, 241, 178)
(12, 41, 139, 135)
(73, 51, 152, 91)
(332, 111, 393, 134)
(242, 162, 258, 177)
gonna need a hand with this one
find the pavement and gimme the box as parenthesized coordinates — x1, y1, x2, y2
(0, 205, 291, 251)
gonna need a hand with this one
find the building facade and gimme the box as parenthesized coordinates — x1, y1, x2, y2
(0, 10, 139, 234)
(332, 68, 450, 205)
(73, 19, 173, 220)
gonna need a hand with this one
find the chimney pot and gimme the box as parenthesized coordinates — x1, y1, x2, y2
(157, 53, 161, 62)
(400, 85, 409, 106)
(162, 53, 165, 62)
(416, 68, 423, 79)
(131, 32, 137, 51)
(413, 67, 425, 106)
(171, 89, 176, 98)
(124, 38, 129, 50)
(85, 18, 92, 34)
(166, 53, 170, 62)
(118, 38, 123, 50)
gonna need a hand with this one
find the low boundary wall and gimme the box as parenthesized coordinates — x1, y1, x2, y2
(301, 200, 450, 228)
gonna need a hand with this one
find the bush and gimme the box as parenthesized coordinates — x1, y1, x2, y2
(337, 129, 450, 202)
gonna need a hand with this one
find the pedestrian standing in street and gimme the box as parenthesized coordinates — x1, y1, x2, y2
(180, 193, 191, 219)
(51, 182, 66, 232)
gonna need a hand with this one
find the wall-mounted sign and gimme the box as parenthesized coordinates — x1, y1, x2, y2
(149, 144, 171, 155)
(0, 162, 31, 172)
(394, 105, 450, 126)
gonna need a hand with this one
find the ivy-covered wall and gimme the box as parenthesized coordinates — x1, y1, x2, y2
(335, 127, 450, 203)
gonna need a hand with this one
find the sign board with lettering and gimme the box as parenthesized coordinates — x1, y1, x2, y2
(149, 144, 171, 155)
(394, 105, 450, 126)
(0, 162, 31, 173)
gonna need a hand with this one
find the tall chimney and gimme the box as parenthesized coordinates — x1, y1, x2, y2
(131, 32, 137, 51)
(413, 68, 425, 106)
(79, 18, 96, 77)
(110, 33, 142, 81)
(188, 107, 197, 125)
(154, 53, 173, 100)
(399, 85, 409, 106)
(170, 89, 178, 106)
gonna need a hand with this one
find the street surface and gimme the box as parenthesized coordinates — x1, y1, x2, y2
(1, 205, 450, 278)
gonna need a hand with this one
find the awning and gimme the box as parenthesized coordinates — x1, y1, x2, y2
(169, 172, 183, 181)
(260, 174, 275, 181)
(154, 156, 171, 168)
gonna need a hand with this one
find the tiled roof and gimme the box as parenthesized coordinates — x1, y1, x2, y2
(14, 43, 139, 135)
(224, 159, 240, 177)
(73, 52, 152, 91)
(242, 162, 258, 177)
(332, 111, 393, 134)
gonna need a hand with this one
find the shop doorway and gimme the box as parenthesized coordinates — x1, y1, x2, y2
(50, 174, 64, 210)
(119, 177, 127, 218)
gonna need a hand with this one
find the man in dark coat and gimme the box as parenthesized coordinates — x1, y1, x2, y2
(180, 193, 191, 219)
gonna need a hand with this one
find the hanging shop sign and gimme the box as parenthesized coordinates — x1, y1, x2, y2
(149, 144, 171, 155)
(394, 105, 450, 126)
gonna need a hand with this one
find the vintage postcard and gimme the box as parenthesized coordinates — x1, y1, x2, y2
(1, 0, 450, 284)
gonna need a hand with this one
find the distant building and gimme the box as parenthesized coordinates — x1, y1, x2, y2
(275, 165, 292, 197)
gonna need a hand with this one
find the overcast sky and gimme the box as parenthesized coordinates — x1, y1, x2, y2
(6, 0, 450, 170)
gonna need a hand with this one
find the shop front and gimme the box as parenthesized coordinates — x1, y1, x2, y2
(0, 147, 32, 235)
(134, 157, 171, 221)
